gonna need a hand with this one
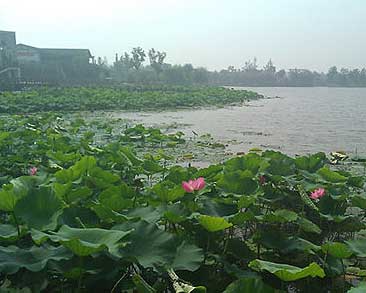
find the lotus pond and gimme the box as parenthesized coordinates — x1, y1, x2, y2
(0, 112, 365, 293)
(0, 86, 261, 113)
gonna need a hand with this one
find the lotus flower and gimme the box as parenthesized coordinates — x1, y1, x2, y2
(29, 166, 38, 176)
(259, 175, 266, 185)
(182, 177, 205, 193)
(309, 188, 325, 200)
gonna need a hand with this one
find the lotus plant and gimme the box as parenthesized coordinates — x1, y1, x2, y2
(29, 166, 38, 176)
(309, 188, 325, 200)
(182, 177, 206, 193)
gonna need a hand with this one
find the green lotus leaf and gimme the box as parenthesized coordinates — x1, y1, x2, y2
(249, 259, 325, 281)
(229, 211, 255, 225)
(317, 167, 347, 183)
(297, 217, 321, 234)
(58, 207, 99, 228)
(114, 221, 202, 271)
(199, 215, 233, 232)
(132, 274, 156, 293)
(223, 277, 276, 293)
(14, 187, 63, 231)
(347, 176, 364, 188)
(346, 238, 366, 257)
(295, 153, 326, 173)
(168, 269, 206, 293)
(126, 206, 162, 223)
(55, 156, 96, 183)
(348, 282, 366, 293)
(90, 202, 131, 224)
(217, 170, 258, 195)
(0, 245, 72, 274)
(88, 166, 121, 189)
(263, 151, 295, 176)
(224, 153, 268, 174)
(49, 225, 132, 256)
(260, 209, 298, 223)
(99, 184, 135, 212)
(0, 224, 19, 242)
(351, 194, 366, 209)
(171, 241, 204, 272)
(0, 184, 20, 212)
(322, 242, 353, 259)
(152, 181, 185, 202)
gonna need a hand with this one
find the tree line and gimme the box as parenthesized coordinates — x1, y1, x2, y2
(104, 50, 366, 87)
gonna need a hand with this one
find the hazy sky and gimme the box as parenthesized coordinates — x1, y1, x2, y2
(1, 0, 365, 71)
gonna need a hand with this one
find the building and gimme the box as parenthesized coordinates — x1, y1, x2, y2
(0, 31, 19, 85)
(0, 30, 16, 49)
(1, 30, 96, 84)
(16, 44, 93, 65)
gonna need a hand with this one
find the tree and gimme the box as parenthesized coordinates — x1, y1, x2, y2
(263, 59, 276, 73)
(120, 52, 134, 69)
(148, 48, 167, 74)
(131, 47, 146, 70)
(242, 57, 258, 72)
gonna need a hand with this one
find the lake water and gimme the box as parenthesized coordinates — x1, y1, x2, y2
(114, 87, 366, 156)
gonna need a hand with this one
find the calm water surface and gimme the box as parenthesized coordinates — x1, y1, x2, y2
(114, 87, 366, 156)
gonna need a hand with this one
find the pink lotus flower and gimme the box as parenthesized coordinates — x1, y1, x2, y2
(29, 167, 38, 176)
(309, 188, 325, 200)
(259, 175, 266, 185)
(182, 177, 206, 193)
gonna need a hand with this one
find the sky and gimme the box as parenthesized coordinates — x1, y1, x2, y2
(1, 0, 365, 72)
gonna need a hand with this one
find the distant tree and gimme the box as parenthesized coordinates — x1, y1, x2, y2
(120, 52, 134, 69)
(227, 66, 237, 72)
(148, 48, 167, 74)
(326, 66, 339, 85)
(131, 47, 146, 70)
(263, 59, 276, 73)
(242, 57, 258, 72)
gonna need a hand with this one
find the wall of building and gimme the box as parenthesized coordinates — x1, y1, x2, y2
(0, 31, 16, 48)
(16, 45, 41, 63)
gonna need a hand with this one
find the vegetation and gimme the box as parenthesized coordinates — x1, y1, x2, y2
(0, 113, 365, 292)
(4, 43, 366, 87)
(111, 51, 366, 87)
(0, 85, 261, 113)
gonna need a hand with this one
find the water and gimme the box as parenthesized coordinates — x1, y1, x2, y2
(113, 87, 366, 156)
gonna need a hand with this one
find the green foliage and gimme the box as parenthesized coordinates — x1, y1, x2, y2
(198, 215, 233, 232)
(248, 260, 325, 281)
(223, 277, 277, 293)
(0, 113, 364, 292)
(0, 85, 260, 113)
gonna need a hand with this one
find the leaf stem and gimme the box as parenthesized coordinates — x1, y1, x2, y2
(111, 270, 128, 293)
(12, 212, 21, 238)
